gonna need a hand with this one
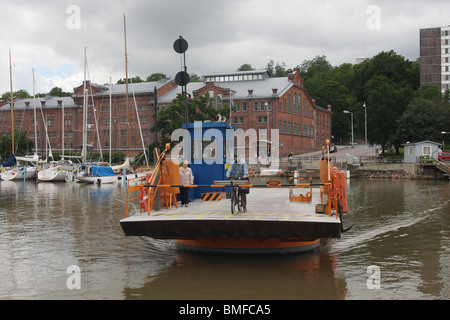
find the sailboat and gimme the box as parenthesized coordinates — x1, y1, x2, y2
(73, 47, 119, 185)
(1, 49, 38, 181)
(120, 14, 153, 184)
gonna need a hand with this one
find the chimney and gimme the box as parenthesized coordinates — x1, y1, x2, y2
(25, 102, 30, 107)
(248, 89, 253, 96)
(272, 88, 278, 95)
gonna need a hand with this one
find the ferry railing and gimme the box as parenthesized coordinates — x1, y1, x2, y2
(125, 140, 343, 220)
(125, 143, 171, 218)
(135, 181, 338, 218)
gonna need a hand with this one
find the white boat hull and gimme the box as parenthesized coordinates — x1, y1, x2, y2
(77, 176, 117, 184)
(1, 167, 36, 181)
(37, 168, 67, 182)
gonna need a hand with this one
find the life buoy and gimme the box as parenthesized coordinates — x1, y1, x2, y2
(306, 192, 312, 198)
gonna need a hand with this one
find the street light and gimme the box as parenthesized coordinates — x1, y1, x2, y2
(343, 110, 354, 153)
(363, 102, 367, 148)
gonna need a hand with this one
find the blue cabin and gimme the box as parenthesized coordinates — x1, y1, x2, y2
(181, 121, 235, 199)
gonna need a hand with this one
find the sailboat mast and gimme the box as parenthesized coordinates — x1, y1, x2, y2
(32, 69, 38, 154)
(124, 14, 130, 159)
(82, 47, 87, 164)
(109, 77, 112, 164)
(9, 49, 14, 155)
(62, 100, 65, 159)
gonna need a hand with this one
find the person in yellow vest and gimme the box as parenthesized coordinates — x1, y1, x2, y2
(179, 160, 194, 207)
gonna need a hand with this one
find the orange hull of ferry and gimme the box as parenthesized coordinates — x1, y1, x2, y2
(175, 238, 320, 254)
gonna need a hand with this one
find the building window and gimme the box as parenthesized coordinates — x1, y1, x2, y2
(278, 120, 282, 132)
(298, 95, 302, 115)
(287, 94, 291, 113)
(253, 101, 258, 111)
(242, 102, 247, 112)
(216, 94, 223, 108)
(293, 93, 297, 114)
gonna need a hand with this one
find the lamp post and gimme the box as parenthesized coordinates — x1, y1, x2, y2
(343, 110, 354, 154)
(442, 131, 449, 149)
(363, 101, 367, 148)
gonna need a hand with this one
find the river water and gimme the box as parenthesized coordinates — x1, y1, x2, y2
(0, 177, 449, 300)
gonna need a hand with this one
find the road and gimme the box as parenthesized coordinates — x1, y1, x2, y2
(294, 144, 379, 163)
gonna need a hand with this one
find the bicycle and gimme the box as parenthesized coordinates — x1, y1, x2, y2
(230, 181, 242, 214)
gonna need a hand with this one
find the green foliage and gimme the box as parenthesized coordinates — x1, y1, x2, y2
(1, 89, 31, 100)
(146, 73, 167, 82)
(49, 87, 72, 97)
(151, 93, 229, 147)
(394, 98, 444, 144)
(266, 60, 292, 77)
(116, 76, 143, 84)
(297, 51, 434, 154)
(0, 129, 34, 160)
(237, 64, 254, 71)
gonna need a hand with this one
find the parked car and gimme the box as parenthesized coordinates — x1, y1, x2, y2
(329, 145, 337, 153)
(438, 152, 450, 161)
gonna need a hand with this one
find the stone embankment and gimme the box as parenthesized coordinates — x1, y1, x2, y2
(353, 163, 447, 180)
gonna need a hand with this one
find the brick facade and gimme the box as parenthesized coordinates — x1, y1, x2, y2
(0, 69, 331, 159)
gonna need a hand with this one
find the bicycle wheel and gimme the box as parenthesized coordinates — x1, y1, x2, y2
(236, 191, 242, 212)
(231, 189, 236, 214)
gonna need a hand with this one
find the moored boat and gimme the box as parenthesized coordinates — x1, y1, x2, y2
(37, 165, 68, 182)
(76, 164, 118, 184)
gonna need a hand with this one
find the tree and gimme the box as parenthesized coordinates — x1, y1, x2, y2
(298, 55, 332, 78)
(265, 60, 292, 77)
(393, 98, 444, 145)
(189, 73, 202, 82)
(146, 73, 167, 82)
(237, 64, 254, 71)
(49, 87, 72, 97)
(313, 80, 358, 142)
(352, 51, 417, 153)
(151, 93, 230, 146)
(116, 76, 143, 84)
(0, 129, 34, 160)
(1, 89, 31, 100)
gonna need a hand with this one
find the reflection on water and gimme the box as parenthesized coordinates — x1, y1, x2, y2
(123, 247, 347, 300)
(0, 178, 449, 299)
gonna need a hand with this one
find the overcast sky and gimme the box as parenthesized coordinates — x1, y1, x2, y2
(1, 0, 450, 96)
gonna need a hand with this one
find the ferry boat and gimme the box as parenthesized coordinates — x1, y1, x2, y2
(120, 123, 350, 254)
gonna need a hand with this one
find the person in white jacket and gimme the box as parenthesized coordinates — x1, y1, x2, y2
(179, 160, 194, 207)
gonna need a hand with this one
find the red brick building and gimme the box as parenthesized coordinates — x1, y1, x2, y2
(0, 68, 331, 159)
(194, 68, 332, 155)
